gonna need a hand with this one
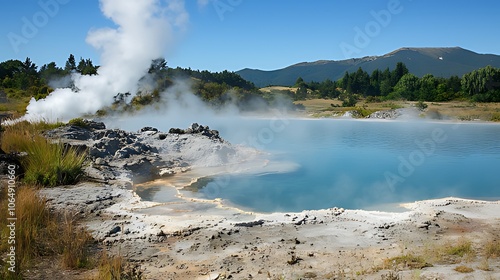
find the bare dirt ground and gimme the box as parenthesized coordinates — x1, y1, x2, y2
(40, 182, 500, 280)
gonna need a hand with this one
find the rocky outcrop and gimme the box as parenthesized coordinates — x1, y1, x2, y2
(367, 108, 423, 120)
(367, 109, 402, 119)
(169, 123, 222, 141)
(45, 120, 253, 184)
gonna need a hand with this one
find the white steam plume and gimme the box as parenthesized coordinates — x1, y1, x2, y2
(25, 0, 188, 122)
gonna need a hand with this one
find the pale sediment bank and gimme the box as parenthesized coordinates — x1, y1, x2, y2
(39, 120, 500, 279)
(41, 181, 500, 279)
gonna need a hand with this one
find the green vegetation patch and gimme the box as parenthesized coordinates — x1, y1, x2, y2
(67, 117, 89, 128)
(22, 136, 86, 187)
(383, 254, 432, 270)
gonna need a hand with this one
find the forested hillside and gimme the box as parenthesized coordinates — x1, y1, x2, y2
(0, 55, 297, 116)
(291, 62, 500, 103)
(1, 55, 499, 119)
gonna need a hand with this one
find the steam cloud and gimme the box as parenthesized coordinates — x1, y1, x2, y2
(25, 0, 188, 122)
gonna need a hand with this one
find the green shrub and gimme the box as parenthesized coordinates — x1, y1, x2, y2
(354, 106, 374, 118)
(67, 118, 88, 128)
(416, 101, 428, 111)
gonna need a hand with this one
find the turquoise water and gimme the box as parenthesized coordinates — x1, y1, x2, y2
(187, 119, 500, 212)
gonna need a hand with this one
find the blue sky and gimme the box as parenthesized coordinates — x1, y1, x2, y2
(1, 0, 499, 72)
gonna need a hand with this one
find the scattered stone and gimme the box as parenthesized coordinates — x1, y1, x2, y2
(234, 220, 265, 227)
(287, 255, 303, 265)
(367, 109, 401, 119)
(303, 272, 317, 278)
(140, 127, 158, 133)
(108, 226, 121, 235)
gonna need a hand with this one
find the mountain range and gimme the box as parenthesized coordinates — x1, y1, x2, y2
(236, 47, 500, 87)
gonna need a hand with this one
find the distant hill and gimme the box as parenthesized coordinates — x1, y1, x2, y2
(236, 47, 500, 87)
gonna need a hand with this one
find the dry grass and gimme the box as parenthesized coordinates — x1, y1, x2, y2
(454, 265, 474, 273)
(483, 239, 500, 258)
(95, 251, 144, 280)
(260, 86, 297, 93)
(59, 212, 93, 269)
(0, 185, 94, 277)
(0, 185, 52, 277)
(1, 120, 85, 187)
(1, 120, 64, 153)
(296, 98, 500, 121)
(478, 257, 492, 271)
(444, 237, 474, 258)
(381, 254, 432, 270)
(0, 96, 30, 117)
(424, 237, 475, 264)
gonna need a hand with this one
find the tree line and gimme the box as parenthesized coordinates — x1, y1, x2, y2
(0, 54, 98, 100)
(293, 62, 500, 103)
(2, 55, 499, 115)
(0, 55, 292, 113)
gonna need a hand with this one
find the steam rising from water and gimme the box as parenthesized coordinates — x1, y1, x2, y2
(25, 0, 188, 122)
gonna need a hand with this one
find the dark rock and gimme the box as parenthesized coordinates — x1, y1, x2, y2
(124, 159, 159, 184)
(234, 220, 264, 227)
(104, 130, 119, 139)
(63, 143, 88, 154)
(0, 152, 24, 177)
(169, 128, 185, 134)
(89, 147, 108, 159)
(45, 125, 93, 141)
(295, 218, 307, 226)
(287, 255, 303, 265)
(158, 134, 167, 140)
(108, 226, 121, 235)
(140, 127, 158, 133)
(102, 138, 121, 155)
(115, 147, 140, 159)
(83, 120, 106, 130)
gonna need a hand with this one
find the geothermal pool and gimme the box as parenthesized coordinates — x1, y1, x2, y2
(132, 118, 500, 212)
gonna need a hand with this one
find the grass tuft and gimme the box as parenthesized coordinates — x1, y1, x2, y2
(0, 119, 64, 153)
(1, 120, 86, 187)
(445, 238, 474, 258)
(483, 239, 500, 258)
(1, 186, 94, 276)
(424, 237, 475, 264)
(67, 118, 89, 128)
(454, 265, 474, 273)
(97, 251, 144, 280)
(59, 212, 93, 269)
(382, 254, 432, 270)
(22, 137, 86, 187)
